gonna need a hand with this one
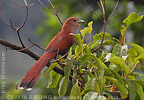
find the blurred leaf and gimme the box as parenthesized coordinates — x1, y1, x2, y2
(134, 72, 144, 81)
(91, 55, 104, 77)
(110, 69, 124, 85)
(83, 92, 107, 100)
(81, 55, 91, 65)
(58, 76, 68, 97)
(131, 43, 144, 63)
(72, 34, 82, 47)
(42, 62, 58, 78)
(91, 42, 100, 50)
(133, 82, 144, 100)
(109, 56, 129, 75)
(75, 45, 82, 56)
(112, 44, 121, 56)
(47, 70, 60, 88)
(123, 12, 143, 26)
(84, 78, 100, 94)
(125, 79, 136, 100)
(80, 21, 93, 43)
(64, 59, 73, 79)
(102, 92, 114, 100)
(84, 44, 91, 55)
(127, 55, 132, 68)
(70, 82, 81, 100)
(121, 45, 128, 56)
(104, 76, 128, 99)
(129, 48, 137, 56)
(83, 92, 98, 100)
(121, 12, 143, 37)
(93, 34, 101, 41)
(131, 53, 144, 69)
(98, 32, 112, 39)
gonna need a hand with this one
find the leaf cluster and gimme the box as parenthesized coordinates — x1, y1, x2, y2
(42, 12, 144, 100)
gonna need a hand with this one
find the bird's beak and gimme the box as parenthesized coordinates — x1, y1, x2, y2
(78, 20, 86, 23)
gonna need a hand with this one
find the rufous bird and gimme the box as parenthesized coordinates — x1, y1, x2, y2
(19, 17, 85, 90)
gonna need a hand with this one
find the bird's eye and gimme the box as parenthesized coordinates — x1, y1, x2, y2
(73, 19, 77, 22)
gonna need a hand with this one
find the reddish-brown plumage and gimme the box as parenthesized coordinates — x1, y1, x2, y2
(19, 17, 85, 90)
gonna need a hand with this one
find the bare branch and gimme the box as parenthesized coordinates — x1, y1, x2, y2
(28, 38, 45, 50)
(49, 52, 68, 63)
(12, 1, 35, 7)
(83, 0, 103, 22)
(92, 0, 107, 53)
(38, 0, 55, 14)
(38, 0, 63, 25)
(0, 38, 65, 76)
(47, 0, 63, 25)
(107, 0, 119, 21)
(17, 0, 29, 31)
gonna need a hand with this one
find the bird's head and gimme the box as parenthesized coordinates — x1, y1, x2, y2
(62, 17, 85, 33)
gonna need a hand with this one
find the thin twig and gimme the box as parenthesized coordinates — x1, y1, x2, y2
(83, 0, 103, 22)
(28, 38, 45, 50)
(38, 0, 63, 25)
(92, 0, 107, 53)
(12, 44, 35, 52)
(47, 0, 63, 25)
(18, 0, 29, 31)
(107, 0, 119, 21)
(49, 52, 68, 63)
(38, 0, 54, 14)
(12, 1, 35, 7)
(0, 0, 33, 48)
(70, 74, 84, 90)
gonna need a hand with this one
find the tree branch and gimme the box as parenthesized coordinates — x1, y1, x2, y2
(0, 38, 65, 76)
(38, 0, 63, 25)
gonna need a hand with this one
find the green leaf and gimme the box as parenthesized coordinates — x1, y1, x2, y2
(93, 34, 101, 41)
(47, 70, 60, 88)
(98, 32, 112, 39)
(134, 72, 144, 81)
(133, 82, 144, 100)
(58, 76, 68, 97)
(123, 12, 143, 26)
(83, 92, 98, 100)
(104, 76, 128, 99)
(91, 55, 104, 77)
(131, 43, 144, 63)
(70, 82, 81, 100)
(112, 44, 121, 56)
(80, 21, 93, 43)
(85, 70, 95, 78)
(131, 53, 144, 69)
(121, 12, 143, 37)
(42, 62, 58, 78)
(84, 78, 100, 94)
(109, 56, 129, 75)
(72, 33, 82, 47)
(102, 92, 114, 100)
(81, 55, 91, 65)
(91, 42, 100, 50)
(110, 69, 124, 85)
(125, 79, 136, 100)
(83, 92, 107, 100)
(84, 44, 91, 55)
(75, 45, 82, 56)
(64, 59, 73, 79)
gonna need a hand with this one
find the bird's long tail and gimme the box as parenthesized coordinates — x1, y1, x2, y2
(19, 51, 56, 90)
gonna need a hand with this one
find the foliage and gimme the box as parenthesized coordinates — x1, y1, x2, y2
(41, 12, 144, 99)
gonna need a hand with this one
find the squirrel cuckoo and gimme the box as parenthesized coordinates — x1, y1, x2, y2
(19, 17, 85, 90)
